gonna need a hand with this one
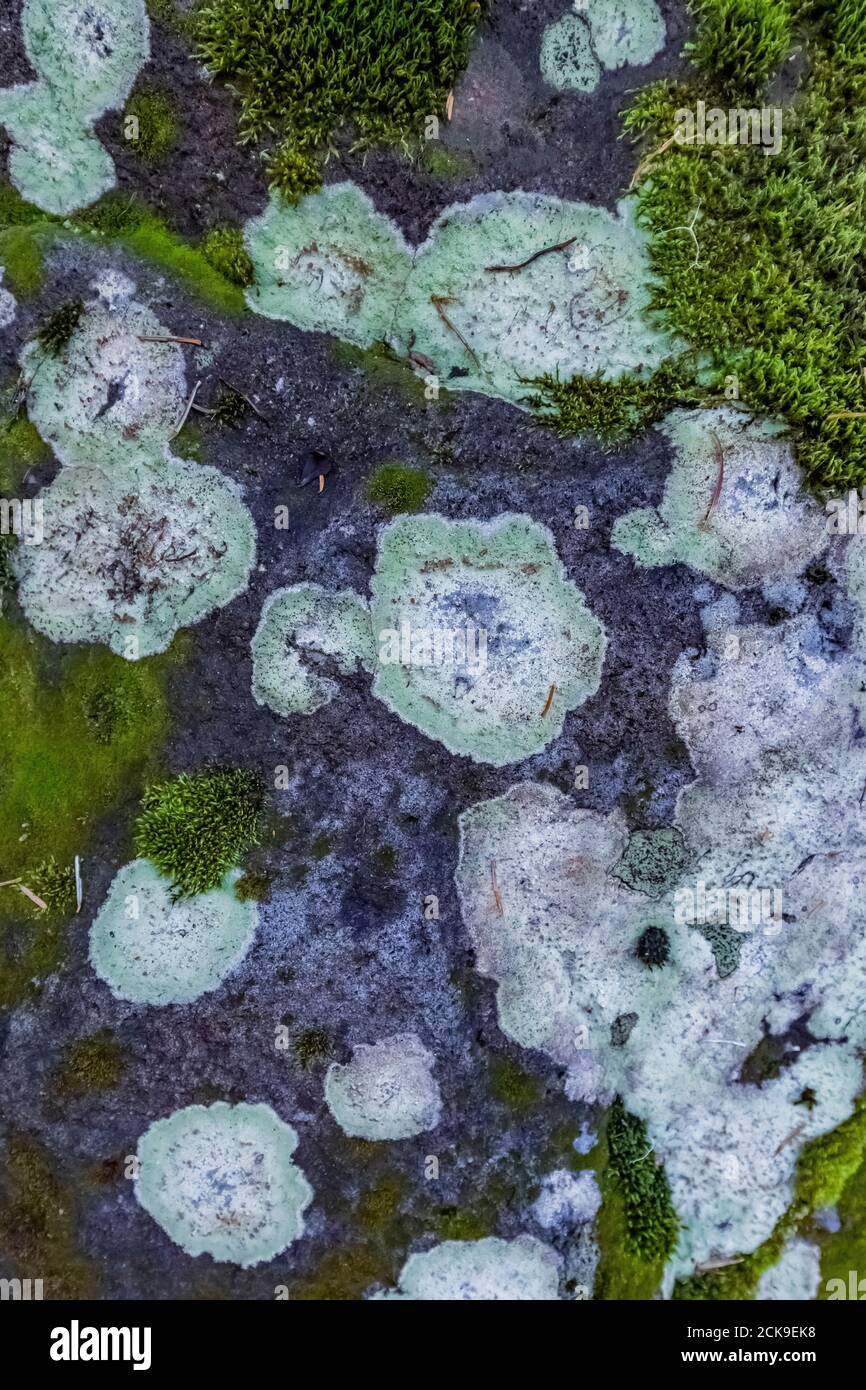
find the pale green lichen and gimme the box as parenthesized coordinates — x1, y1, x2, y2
(14, 274, 257, 658)
(135, 1102, 312, 1266)
(369, 513, 607, 765)
(377, 1235, 561, 1300)
(324, 1033, 441, 1140)
(244, 183, 674, 409)
(540, 15, 601, 94)
(89, 859, 256, 1005)
(612, 407, 828, 590)
(251, 584, 374, 717)
(0, 0, 150, 214)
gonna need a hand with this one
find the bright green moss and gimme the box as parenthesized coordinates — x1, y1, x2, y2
(606, 1097, 678, 1263)
(194, 0, 483, 188)
(531, 359, 703, 447)
(365, 463, 431, 514)
(420, 143, 475, 180)
(0, 1135, 96, 1298)
(134, 767, 263, 896)
(0, 414, 52, 493)
(123, 83, 180, 162)
(0, 616, 175, 1005)
(265, 143, 322, 204)
(52, 1031, 126, 1096)
(614, 3, 866, 491)
(201, 224, 255, 287)
(0, 224, 46, 295)
(686, 0, 793, 94)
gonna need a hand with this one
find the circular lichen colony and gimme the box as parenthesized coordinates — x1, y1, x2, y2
(369, 512, 607, 765)
(0, 0, 150, 214)
(377, 1235, 561, 1300)
(14, 457, 256, 658)
(540, 0, 665, 94)
(245, 182, 412, 342)
(612, 407, 828, 590)
(89, 860, 257, 1005)
(21, 288, 187, 470)
(135, 1102, 313, 1267)
(324, 1033, 441, 1140)
(251, 584, 374, 717)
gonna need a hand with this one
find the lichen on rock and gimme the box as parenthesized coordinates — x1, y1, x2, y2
(324, 1033, 441, 1140)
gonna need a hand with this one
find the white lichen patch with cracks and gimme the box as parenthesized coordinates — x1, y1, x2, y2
(541, 0, 666, 94)
(244, 183, 673, 408)
(0, 267, 16, 328)
(377, 1235, 561, 1300)
(251, 584, 374, 717)
(0, 0, 149, 214)
(755, 1239, 821, 1301)
(135, 1102, 313, 1267)
(456, 542, 866, 1283)
(89, 859, 257, 1005)
(14, 456, 256, 658)
(612, 407, 827, 590)
(324, 1033, 442, 1140)
(370, 513, 607, 765)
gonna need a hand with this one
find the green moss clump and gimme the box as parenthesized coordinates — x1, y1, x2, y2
(365, 463, 431, 514)
(0, 1135, 96, 1297)
(0, 535, 15, 596)
(194, 0, 483, 189)
(211, 385, 250, 427)
(146, 0, 194, 36)
(36, 301, 84, 357)
(616, 3, 866, 491)
(0, 415, 52, 494)
(265, 143, 322, 204)
(635, 924, 671, 969)
(52, 1031, 126, 1096)
(686, 0, 793, 95)
(21, 857, 76, 918)
(0, 225, 46, 296)
(607, 1097, 678, 1262)
(134, 767, 263, 896)
(419, 143, 474, 179)
(202, 224, 255, 287)
(293, 1028, 333, 1067)
(530, 360, 703, 447)
(123, 84, 180, 161)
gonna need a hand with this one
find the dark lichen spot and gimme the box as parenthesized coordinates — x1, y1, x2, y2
(635, 925, 671, 969)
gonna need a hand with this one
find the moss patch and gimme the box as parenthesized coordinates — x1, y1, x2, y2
(123, 82, 180, 162)
(201, 223, 255, 288)
(134, 766, 263, 896)
(0, 1135, 96, 1297)
(52, 1031, 126, 1097)
(0, 615, 176, 1005)
(194, 0, 483, 194)
(365, 462, 431, 515)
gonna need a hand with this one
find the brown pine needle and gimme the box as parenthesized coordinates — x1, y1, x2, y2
(489, 860, 504, 916)
(774, 1122, 807, 1157)
(699, 430, 725, 530)
(486, 236, 577, 275)
(19, 885, 48, 911)
(171, 380, 201, 439)
(541, 683, 556, 716)
(138, 335, 203, 346)
(431, 294, 480, 368)
(218, 377, 270, 422)
(446, 90, 454, 121)
(318, 474, 326, 493)
(826, 410, 866, 421)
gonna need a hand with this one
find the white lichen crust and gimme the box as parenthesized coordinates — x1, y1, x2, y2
(324, 1033, 441, 1140)
(378, 1235, 561, 1300)
(135, 1102, 313, 1267)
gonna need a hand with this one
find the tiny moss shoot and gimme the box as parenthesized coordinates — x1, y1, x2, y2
(194, 0, 483, 193)
(36, 301, 84, 357)
(134, 767, 264, 896)
(52, 1031, 126, 1097)
(365, 462, 431, 514)
(606, 1096, 678, 1262)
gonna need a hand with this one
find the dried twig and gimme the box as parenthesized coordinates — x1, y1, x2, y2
(695, 1256, 745, 1274)
(138, 335, 203, 346)
(431, 295, 480, 368)
(774, 1122, 807, 1156)
(541, 683, 556, 716)
(629, 130, 686, 189)
(699, 430, 725, 530)
(826, 410, 866, 422)
(171, 380, 201, 439)
(446, 90, 454, 121)
(485, 235, 577, 275)
(489, 860, 503, 916)
(19, 885, 48, 911)
(75, 855, 82, 915)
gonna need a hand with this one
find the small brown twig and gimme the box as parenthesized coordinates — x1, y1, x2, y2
(541, 684, 556, 717)
(774, 1122, 807, 1157)
(699, 430, 725, 530)
(485, 236, 577, 275)
(489, 860, 503, 916)
(695, 1257, 745, 1274)
(138, 335, 203, 346)
(18, 885, 48, 911)
(431, 295, 480, 368)
(826, 410, 866, 422)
